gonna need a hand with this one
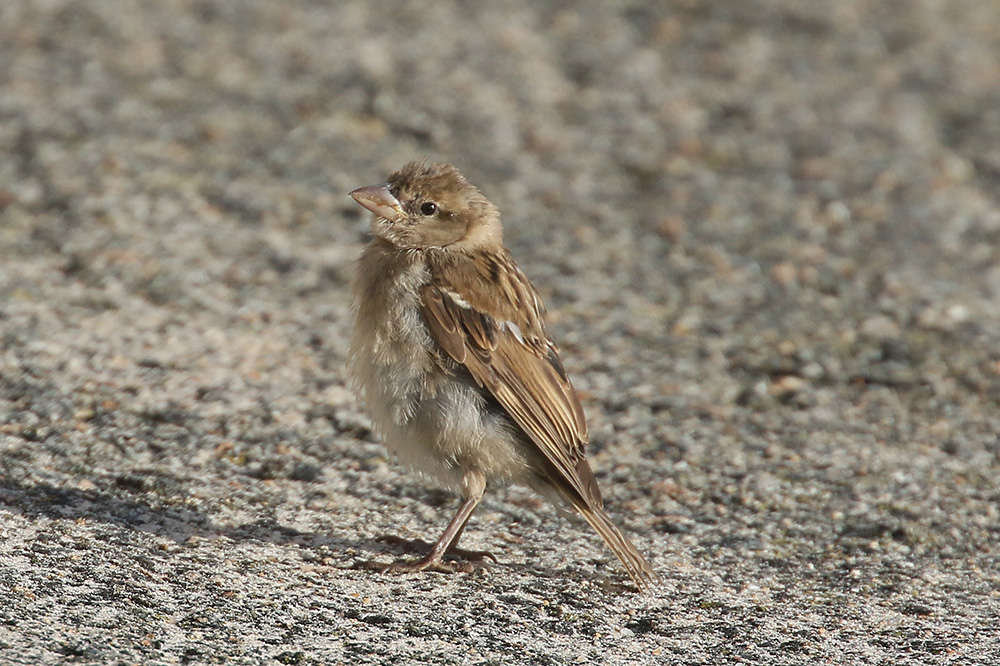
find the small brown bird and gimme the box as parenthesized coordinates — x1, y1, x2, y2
(348, 161, 656, 590)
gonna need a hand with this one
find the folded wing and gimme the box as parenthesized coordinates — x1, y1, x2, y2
(419, 275, 600, 508)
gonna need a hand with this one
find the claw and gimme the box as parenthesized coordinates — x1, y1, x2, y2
(361, 533, 498, 573)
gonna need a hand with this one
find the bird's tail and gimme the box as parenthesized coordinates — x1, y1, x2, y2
(574, 500, 658, 591)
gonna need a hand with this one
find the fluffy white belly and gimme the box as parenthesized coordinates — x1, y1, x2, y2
(348, 246, 532, 492)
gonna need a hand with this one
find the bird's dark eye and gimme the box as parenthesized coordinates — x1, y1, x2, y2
(420, 201, 438, 216)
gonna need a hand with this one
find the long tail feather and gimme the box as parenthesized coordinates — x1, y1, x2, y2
(574, 501, 657, 591)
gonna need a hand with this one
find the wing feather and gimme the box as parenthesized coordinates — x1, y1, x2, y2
(419, 250, 657, 589)
(419, 279, 600, 507)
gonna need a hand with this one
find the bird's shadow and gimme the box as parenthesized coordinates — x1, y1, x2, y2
(0, 474, 389, 562)
(0, 474, 635, 591)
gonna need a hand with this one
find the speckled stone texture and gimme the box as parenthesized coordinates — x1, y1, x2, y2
(1, 1, 999, 664)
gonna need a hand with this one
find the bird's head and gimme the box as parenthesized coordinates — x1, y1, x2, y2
(350, 161, 502, 250)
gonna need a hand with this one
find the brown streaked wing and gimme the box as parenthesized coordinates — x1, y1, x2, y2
(419, 282, 601, 507)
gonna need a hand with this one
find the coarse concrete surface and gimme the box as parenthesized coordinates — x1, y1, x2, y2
(1, 1, 999, 664)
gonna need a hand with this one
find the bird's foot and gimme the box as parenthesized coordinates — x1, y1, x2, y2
(356, 535, 497, 573)
(379, 534, 498, 563)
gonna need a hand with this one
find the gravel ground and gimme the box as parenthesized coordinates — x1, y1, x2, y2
(2, 1, 999, 664)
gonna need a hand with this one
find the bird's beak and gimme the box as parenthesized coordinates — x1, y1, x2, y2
(349, 183, 405, 223)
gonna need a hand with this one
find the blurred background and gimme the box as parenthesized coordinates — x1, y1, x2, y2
(2, 1, 998, 411)
(1, 1, 999, 664)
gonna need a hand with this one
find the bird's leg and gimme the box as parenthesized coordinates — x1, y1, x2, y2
(441, 505, 499, 563)
(376, 512, 497, 565)
(378, 471, 495, 573)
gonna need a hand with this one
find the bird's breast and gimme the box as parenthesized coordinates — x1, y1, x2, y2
(349, 246, 438, 429)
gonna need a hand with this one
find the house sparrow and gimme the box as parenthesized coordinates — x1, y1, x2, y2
(347, 161, 656, 590)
